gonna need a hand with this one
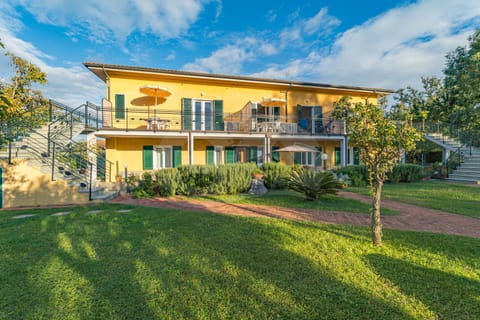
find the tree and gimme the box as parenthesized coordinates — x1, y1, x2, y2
(390, 76, 446, 125)
(443, 30, 480, 146)
(333, 97, 421, 246)
(0, 38, 48, 144)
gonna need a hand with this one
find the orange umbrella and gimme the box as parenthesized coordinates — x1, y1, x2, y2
(139, 85, 171, 118)
(261, 97, 286, 107)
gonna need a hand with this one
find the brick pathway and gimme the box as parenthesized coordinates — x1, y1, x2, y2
(110, 192, 480, 238)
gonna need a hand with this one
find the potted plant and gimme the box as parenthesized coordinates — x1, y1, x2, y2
(252, 167, 264, 180)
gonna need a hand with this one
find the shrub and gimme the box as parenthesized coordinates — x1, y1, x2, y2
(287, 167, 342, 201)
(332, 172, 351, 187)
(176, 163, 256, 196)
(154, 168, 179, 197)
(333, 165, 369, 187)
(132, 171, 155, 198)
(262, 162, 294, 189)
(387, 164, 426, 183)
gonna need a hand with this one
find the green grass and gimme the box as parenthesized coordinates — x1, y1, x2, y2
(195, 190, 398, 215)
(1, 204, 478, 319)
(348, 180, 480, 218)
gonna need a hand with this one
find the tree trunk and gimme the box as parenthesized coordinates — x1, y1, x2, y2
(371, 180, 383, 246)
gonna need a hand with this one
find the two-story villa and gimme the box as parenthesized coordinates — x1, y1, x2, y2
(84, 62, 392, 181)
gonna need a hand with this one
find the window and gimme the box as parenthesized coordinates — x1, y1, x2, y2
(257, 105, 280, 122)
(335, 147, 341, 166)
(206, 146, 223, 165)
(115, 94, 125, 119)
(154, 146, 172, 169)
(182, 98, 224, 131)
(294, 152, 315, 166)
(194, 100, 213, 130)
(144, 145, 182, 169)
(296, 106, 323, 134)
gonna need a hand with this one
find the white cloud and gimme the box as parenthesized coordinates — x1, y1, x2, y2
(0, 11, 103, 107)
(265, 9, 277, 23)
(184, 7, 339, 74)
(182, 36, 277, 73)
(9, 0, 211, 42)
(255, 0, 480, 91)
(183, 44, 252, 74)
(279, 7, 340, 49)
(303, 7, 340, 36)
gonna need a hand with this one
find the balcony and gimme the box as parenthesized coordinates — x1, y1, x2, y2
(100, 105, 345, 136)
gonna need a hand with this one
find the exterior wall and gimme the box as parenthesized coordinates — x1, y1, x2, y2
(88, 64, 388, 175)
(106, 137, 188, 179)
(1, 160, 90, 208)
(106, 71, 379, 129)
(104, 136, 343, 175)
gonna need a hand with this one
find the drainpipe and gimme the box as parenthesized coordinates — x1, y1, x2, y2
(102, 67, 110, 102)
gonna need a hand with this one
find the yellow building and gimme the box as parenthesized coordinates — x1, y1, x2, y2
(84, 62, 392, 181)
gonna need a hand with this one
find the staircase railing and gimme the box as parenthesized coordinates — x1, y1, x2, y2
(446, 145, 464, 175)
(51, 130, 113, 184)
(47, 100, 102, 155)
(2, 99, 110, 187)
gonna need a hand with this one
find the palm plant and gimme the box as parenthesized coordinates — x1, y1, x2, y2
(287, 168, 342, 201)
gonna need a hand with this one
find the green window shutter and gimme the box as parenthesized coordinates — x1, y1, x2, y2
(313, 106, 323, 134)
(143, 146, 153, 170)
(225, 147, 235, 164)
(115, 94, 125, 119)
(294, 152, 302, 164)
(353, 147, 360, 165)
(206, 146, 215, 164)
(248, 147, 257, 163)
(214, 100, 224, 131)
(182, 98, 192, 130)
(315, 147, 323, 166)
(173, 146, 182, 168)
(273, 107, 280, 120)
(335, 147, 341, 166)
(272, 146, 280, 162)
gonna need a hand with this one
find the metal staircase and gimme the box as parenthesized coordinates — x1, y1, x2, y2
(425, 132, 480, 183)
(0, 100, 118, 201)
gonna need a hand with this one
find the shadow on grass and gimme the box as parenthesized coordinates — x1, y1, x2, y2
(1, 206, 415, 319)
(365, 254, 480, 319)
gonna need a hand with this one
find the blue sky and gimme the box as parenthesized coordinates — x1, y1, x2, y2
(1, 0, 479, 107)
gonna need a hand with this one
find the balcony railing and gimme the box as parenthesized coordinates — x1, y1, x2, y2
(102, 106, 345, 136)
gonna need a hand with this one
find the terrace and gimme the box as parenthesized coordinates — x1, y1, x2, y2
(101, 101, 345, 136)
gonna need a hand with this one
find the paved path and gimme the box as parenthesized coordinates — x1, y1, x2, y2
(110, 192, 480, 239)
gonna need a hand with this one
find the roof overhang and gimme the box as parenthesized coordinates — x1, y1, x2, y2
(84, 62, 394, 96)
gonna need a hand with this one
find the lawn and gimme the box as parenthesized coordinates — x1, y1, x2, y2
(195, 190, 398, 215)
(348, 180, 480, 218)
(1, 204, 478, 319)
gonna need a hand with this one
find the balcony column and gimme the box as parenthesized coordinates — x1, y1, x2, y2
(341, 137, 347, 167)
(264, 133, 271, 163)
(188, 132, 194, 165)
(87, 132, 97, 181)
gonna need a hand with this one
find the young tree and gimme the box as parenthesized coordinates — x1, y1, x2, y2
(0, 38, 48, 143)
(333, 97, 421, 246)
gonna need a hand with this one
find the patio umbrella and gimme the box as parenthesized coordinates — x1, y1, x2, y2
(261, 97, 286, 107)
(276, 144, 320, 165)
(139, 85, 172, 117)
(130, 96, 166, 118)
(276, 144, 319, 153)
